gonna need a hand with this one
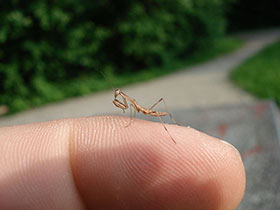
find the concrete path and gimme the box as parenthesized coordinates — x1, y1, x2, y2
(0, 29, 280, 126)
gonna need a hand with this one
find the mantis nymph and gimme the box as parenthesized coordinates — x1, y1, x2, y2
(112, 88, 177, 144)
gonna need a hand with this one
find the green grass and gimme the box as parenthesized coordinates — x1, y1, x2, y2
(3, 37, 243, 115)
(230, 40, 280, 105)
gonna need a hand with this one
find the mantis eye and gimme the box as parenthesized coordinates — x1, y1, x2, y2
(114, 88, 120, 98)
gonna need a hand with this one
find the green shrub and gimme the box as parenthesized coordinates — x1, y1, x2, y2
(0, 0, 232, 113)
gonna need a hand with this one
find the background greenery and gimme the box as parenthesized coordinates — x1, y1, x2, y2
(231, 40, 280, 105)
(0, 0, 234, 113)
(0, 0, 279, 114)
(227, 0, 280, 31)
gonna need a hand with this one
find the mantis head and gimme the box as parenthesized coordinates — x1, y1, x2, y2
(114, 88, 121, 98)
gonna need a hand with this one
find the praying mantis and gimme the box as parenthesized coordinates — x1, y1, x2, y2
(112, 88, 177, 144)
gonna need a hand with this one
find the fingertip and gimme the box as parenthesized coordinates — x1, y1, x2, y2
(70, 116, 245, 210)
(170, 125, 246, 209)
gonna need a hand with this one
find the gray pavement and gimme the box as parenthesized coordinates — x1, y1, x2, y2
(0, 29, 280, 126)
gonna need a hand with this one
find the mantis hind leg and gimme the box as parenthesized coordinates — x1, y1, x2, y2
(149, 98, 178, 125)
(156, 114, 176, 144)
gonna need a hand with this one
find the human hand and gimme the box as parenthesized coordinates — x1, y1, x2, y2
(0, 116, 245, 210)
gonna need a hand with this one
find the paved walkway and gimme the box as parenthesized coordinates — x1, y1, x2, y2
(0, 29, 280, 126)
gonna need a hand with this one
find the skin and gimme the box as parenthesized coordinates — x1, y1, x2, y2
(0, 116, 245, 210)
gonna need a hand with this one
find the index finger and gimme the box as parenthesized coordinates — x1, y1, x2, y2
(0, 116, 245, 210)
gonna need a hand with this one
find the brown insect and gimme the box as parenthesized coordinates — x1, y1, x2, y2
(112, 88, 177, 144)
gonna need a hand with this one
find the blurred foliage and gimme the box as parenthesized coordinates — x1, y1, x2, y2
(231, 40, 280, 105)
(0, 0, 233, 113)
(227, 0, 280, 31)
